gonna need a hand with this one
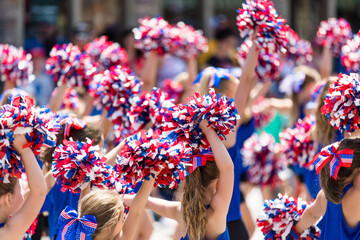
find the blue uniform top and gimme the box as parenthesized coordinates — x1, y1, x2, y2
(226, 118, 255, 222)
(319, 185, 360, 240)
(0, 222, 4, 228)
(180, 227, 230, 240)
(47, 183, 80, 239)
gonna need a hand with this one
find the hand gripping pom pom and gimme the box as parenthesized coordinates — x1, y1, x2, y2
(241, 132, 284, 187)
(0, 95, 61, 182)
(341, 31, 360, 73)
(133, 17, 173, 55)
(52, 138, 124, 193)
(169, 22, 208, 60)
(257, 193, 320, 240)
(84, 35, 128, 70)
(46, 43, 97, 87)
(236, 0, 289, 54)
(115, 129, 191, 189)
(0, 44, 34, 86)
(252, 97, 275, 129)
(237, 39, 282, 82)
(316, 18, 353, 56)
(279, 116, 316, 169)
(321, 73, 360, 133)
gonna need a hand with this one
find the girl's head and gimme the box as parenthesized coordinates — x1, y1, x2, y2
(181, 160, 220, 240)
(315, 77, 337, 146)
(320, 138, 360, 204)
(79, 189, 124, 239)
(197, 69, 239, 99)
(0, 177, 23, 216)
(42, 121, 102, 170)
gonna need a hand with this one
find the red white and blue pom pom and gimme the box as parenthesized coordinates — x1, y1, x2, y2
(241, 132, 283, 187)
(252, 97, 275, 129)
(169, 22, 208, 60)
(0, 95, 61, 182)
(115, 129, 190, 189)
(128, 87, 174, 135)
(84, 35, 128, 70)
(236, 0, 289, 54)
(0, 44, 34, 86)
(341, 31, 360, 73)
(286, 39, 313, 67)
(52, 138, 123, 193)
(257, 193, 320, 240)
(133, 17, 173, 55)
(46, 43, 97, 87)
(161, 78, 184, 103)
(321, 73, 360, 133)
(279, 116, 316, 169)
(237, 39, 282, 82)
(316, 18, 353, 56)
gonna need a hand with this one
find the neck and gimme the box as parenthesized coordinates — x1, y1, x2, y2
(0, 210, 9, 224)
(344, 129, 360, 139)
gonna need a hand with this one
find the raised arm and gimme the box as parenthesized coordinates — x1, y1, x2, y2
(3, 135, 47, 238)
(319, 46, 332, 80)
(140, 51, 161, 92)
(200, 122, 234, 218)
(105, 139, 125, 166)
(48, 84, 67, 112)
(294, 190, 327, 234)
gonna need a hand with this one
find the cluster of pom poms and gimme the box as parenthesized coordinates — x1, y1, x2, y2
(115, 129, 190, 189)
(257, 194, 320, 240)
(236, 0, 289, 54)
(0, 95, 61, 182)
(46, 43, 97, 87)
(252, 97, 275, 129)
(341, 31, 360, 72)
(241, 132, 283, 187)
(133, 17, 208, 59)
(285, 28, 313, 67)
(52, 138, 122, 193)
(279, 116, 315, 169)
(321, 73, 360, 133)
(0, 44, 34, 86)
(237, 39, 282, 82)
(316, 18, 353, 56)
(128, 87, 174, 134)
(84, 35, 128, 70)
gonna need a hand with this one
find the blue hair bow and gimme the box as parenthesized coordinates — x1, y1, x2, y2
(56, 206, 97, 240)
(193, 67, 231, 88)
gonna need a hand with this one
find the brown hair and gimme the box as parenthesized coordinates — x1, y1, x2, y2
(320, 138, 360, 204)
(181, 161, 220, 240)
(0, 177, 18, 196)
(289, 66, 321, 126)
(79, 189, 124, 238)
(315, 77, 337, 146)
(197, 71, 238, 96)
(41, 122, 102, 171)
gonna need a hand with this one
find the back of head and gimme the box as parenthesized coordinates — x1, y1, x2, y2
(181, 160, 219, 240)
(79, 189, 124, 238)
(215, 28, 236, 42)
(0, 177, 17, 197)
(320, 138, 360, 204)
(197, 70, 238, 97)
(315, 77, 337, 146)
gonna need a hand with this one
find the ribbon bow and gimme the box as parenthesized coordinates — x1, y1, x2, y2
(60, 117, 87, 137)
(309, 142, 354, 180)
(193, 67, 231, 88)
(56, 206, 97, 240)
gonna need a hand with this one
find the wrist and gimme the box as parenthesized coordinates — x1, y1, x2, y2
(18, 147, 32, 155)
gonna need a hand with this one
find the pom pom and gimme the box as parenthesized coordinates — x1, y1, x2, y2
(0, 44, 34, 86)
(51, 88, 80, 111)
(0, 95, 61, 182)
(84, 35, 128, 70)
(161, 79, 184, 103)
(257, 193, 320, 240)
(279, 116, 316, 169)
(169, 22, 208, 60)
(341, 31, 360, 73)
(237, 39, 282, 82)
(46, 44, 97, 87)
(128, 87, 174, 135)
(236, 0, 289, 54)
(286, 39, 313, 67)
(88, 65, 143, 139)
(241, 132, 283, 187)
(133, 17, 173, 55)
(52, 139, 123, 193)
(252, 97, 275, 129)
(115, 129, 190, 189)
(321, 73, 360, 133)
(316, 18, 353, 56)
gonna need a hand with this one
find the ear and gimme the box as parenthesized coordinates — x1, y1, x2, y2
(1, 193, 12, 207)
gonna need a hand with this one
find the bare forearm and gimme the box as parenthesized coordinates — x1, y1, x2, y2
(21, 149, 46, 196)
(105, 140, 125, 166)
(320, 46, 332, 79)
(140, 51, 159, 92)
(48, 85, 67, 112)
